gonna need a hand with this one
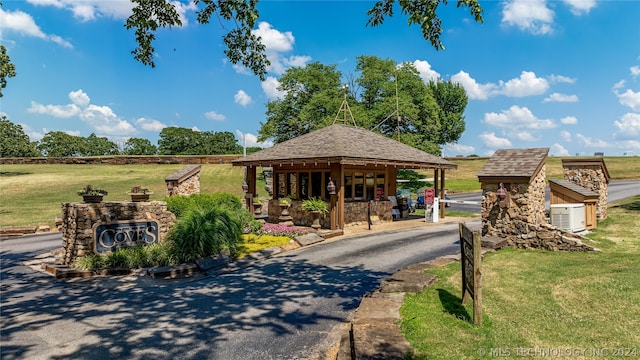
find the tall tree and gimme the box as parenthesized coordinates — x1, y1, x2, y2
(202, 131, 241, 154)
(84, 133, 120, 156)
(37, 131, 87, 157)
(0, 3, 16, 98)
(0, 116, 39, 157)
(124, 1, 483, 79)
(158, 127, 202, 155)
(428, 80, 468, 145)
(259, 62, 343, 144)
(123, 137, 158, 155)
(259, 56, 468, 155)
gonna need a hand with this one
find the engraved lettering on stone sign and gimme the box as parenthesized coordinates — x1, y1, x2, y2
(94, 221, 159, 253)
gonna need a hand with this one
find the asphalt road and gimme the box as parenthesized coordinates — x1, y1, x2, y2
(1, 221, 466, 360)
(445, 180, 640, 214)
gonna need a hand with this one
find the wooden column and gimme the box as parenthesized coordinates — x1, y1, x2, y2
(440, 169, 446, 219)
(246, 166, 257, 211)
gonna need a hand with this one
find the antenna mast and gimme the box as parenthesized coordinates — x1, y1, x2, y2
(333, 83, 357, 127)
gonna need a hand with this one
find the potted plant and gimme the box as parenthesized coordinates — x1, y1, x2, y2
(128, 186, 153, 202)
(77, 184, 108, 203)
(302, 197, 329, 230)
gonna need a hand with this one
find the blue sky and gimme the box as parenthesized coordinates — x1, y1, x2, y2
(1, 0, 639, 156)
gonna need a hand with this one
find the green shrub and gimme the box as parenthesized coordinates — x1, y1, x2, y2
(167, 206, 242, 262)
(166, 192, 244, 218)
(74, 254, 105, 271)
(165, 195, 194, 217)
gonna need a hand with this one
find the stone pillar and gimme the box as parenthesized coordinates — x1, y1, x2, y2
(59, 201, 176, 265)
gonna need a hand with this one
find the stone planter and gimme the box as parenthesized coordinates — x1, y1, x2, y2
(129, 193, 152, 202)
(253, 201, 263, 215)
(82, 195, 104, 203)
(278, 203, 293, 226)
(309, 211, 322, 230)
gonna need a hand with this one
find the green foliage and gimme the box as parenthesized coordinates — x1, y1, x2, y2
(124, 1, 482, 81)
(0, 116, 40, 157)
(258, 56, 468, 155)
(73, 242, 177, 271)
(158, 127, 241, 155)
(74, 254, 105, 271)
(366, 0, 483, 51)
(123, 137, 157, 155)
(167, 206, 242, 262)
(301, 196, 329, 216)
(0, 44, 16, 97)
(37, 131, 87, 157)
(77, 184, 108, 196)
(84, 133, 120, 156)
(260, 62, 343, 144)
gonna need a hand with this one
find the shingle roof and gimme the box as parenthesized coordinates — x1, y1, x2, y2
(549, 179, 599, 198)
(232, 124, 457, 169)
(477, 148, 549, 182)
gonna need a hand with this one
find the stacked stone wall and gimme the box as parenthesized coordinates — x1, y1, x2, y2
(172, 172, 200, 196)
(0, 155, 240, 165)
(504, 223, 597, 252)
(266, 200, 392, 228)
(563, 165, 608, 219)
(59, 201, 176, 265)
(482, 165, 547, 237)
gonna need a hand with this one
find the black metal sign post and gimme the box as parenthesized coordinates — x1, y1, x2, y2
(459, 222, 482, 326)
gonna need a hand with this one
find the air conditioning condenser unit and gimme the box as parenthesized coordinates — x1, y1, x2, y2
(550, 203, 585, 232)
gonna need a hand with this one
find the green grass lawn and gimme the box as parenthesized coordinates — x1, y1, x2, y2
(0, 164, 269, 227)
(400, 196, 640, 359)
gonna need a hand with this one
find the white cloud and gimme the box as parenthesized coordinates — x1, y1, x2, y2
(413, 60, 441, 83)
(443, 142, 475, 156)
(27, 89, 137, 136)
(613, 112, 640, 140)
(576, 133, 610, 148)
(261, 76, 286, 100)
(26, 0, 134, 21)
(28, 101, 81, 118)
(501, 0, 554, 35)
(544, 93, 579, 103)
(482, 105, 556, 130)
(0, 8, 73, 48)
(499, 71, 549, 97)
(19, 123, 45, 141)
(285, 55, 312, 68)
(563, 0, 597, 15)
(550, 143, 570, 156)
(615, 88, 640, 111)
(69, 89, 90, 107)
(613, 80, 626, 90)
(631, 66, 640, 78)
(252, 22, 311, 75)
(451, 71, 496, 100)
(234, 90, 252, 107)
(135, 118, 166, 132)
(560, 130, 572, 141)
(617, 140, 640, 152)
(235, 130, 273, 149)
(549, 74, 576, 84)
(479, 132, 512, 148)
(560, 116, 578, 125)
(204, 111, 226, 121)
(512, 131, 538, 142)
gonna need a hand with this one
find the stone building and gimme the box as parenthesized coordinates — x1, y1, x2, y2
(561, 158, 610, 220)
(477, 148, 549, 237)
(232, 124, 457, 230)
(164, 165, 201, 197)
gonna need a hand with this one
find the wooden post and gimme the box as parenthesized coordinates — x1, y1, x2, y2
(459, 223, 483, 326)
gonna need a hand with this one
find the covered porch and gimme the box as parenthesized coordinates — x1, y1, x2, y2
(232, 124, 457, 230)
